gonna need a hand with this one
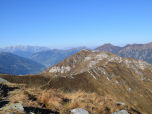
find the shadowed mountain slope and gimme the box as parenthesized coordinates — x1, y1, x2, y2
(0, 52, 46, 75)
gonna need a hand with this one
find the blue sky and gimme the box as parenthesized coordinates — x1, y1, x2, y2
(0, 0, 152, 49)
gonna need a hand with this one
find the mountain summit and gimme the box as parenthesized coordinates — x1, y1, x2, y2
(95, 43, 122, 54)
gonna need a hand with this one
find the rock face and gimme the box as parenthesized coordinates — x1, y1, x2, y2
(40, 49, 152, 113)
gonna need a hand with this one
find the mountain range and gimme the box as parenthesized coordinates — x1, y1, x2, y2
(95, 42, 152, 64)
(0, 45, 50, 57)
(1, 42, 152, 76)
(0, 52, 46, 75)
(1, 47, 152, 113)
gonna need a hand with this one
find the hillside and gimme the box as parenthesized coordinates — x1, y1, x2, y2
(95, 42, 152, 64)
(28, 47, 88, 68)
(0, 52, 46, 75)
(39, 49, 152, 113)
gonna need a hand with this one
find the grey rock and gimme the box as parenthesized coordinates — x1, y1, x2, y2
(70, 108, 90, 114)
(0, 103, 24, 111)
(112, 110, 130, 114)
(115, 101, 126, 105)
(0, 77, 9, 83)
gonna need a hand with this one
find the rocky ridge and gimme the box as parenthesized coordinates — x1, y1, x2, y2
(40, 49, 152, 113)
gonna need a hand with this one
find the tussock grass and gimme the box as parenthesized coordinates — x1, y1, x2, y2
(37, 89, 131, 114)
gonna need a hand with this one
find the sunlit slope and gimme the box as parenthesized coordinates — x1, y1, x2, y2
(40, 49, 152, 113)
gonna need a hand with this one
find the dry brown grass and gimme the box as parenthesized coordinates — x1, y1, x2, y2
(37, 89, 130, 114)
(0, 82, 141, 114)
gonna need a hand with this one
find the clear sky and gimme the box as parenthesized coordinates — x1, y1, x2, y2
(0, 0, 152, 49)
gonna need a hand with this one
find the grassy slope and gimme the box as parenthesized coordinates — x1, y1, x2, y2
(0, 82, 140, 114)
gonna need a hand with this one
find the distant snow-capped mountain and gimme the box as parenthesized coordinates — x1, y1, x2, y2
(0, 45, 50, 57)
(1, 45, 50, 53)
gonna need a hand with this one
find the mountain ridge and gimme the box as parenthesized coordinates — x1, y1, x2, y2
(40, 49, 152, 113)
(95, 42, 152, 64)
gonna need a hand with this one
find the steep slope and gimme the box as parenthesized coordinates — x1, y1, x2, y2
(40, 49, 152, 113)
(28, 47, 88, 68)
(95, 43, 122, 54)
(0, 52, 46, 75)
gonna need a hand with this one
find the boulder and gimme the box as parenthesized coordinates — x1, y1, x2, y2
(70, 108, 90, 114)
(0, 103, 24, 111)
